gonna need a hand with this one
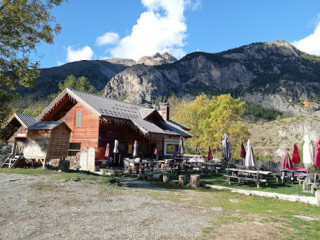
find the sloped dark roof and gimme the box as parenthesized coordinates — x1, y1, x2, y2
(167, 119, 191, 131)
(38, 88, 191, 137)
(15, 113, 38, 128)
(28, 121, 66, 130)
(4, 113, 38, 129)
(70, 89, 143, 120)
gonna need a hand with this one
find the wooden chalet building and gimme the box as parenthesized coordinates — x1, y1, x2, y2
(4, 113, 38, 156)
(36, 88, 191, 160)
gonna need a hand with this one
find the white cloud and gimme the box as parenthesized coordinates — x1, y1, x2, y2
(66, 46, 93, 62)
(96, 32, 119, 46)
(292, 21, 320, 56)
(105, 0, 198, 60)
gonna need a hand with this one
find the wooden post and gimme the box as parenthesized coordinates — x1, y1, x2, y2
(163, 172, 170, 183)
(190, 175, 200, 188)
(316, 191, 320, 207)
(178, 175, 186, 186)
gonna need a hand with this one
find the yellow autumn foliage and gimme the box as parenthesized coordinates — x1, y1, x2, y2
(170, 94, 250, 157)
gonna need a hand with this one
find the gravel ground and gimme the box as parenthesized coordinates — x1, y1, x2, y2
(0, 173, 220, 240)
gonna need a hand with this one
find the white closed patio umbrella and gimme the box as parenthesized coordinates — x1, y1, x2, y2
(245, 139, 256, 169)
(133, 140, 138, 158)
(303, 134, 313, 168)
(113, 140, 119, 164)
(178, 136, 185, 156)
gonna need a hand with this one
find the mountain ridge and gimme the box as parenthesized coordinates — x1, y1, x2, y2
(103, 40, 320, 115)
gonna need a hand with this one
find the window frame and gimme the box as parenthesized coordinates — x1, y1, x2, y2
(75, 111, 83, 127)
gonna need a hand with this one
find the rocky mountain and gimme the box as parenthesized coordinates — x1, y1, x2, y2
(106, 52, 177, 66)
(104, 40, 320, 115)
(14, 60, 129, 109)
(137, 52, 177, 66)
(13, 52, 177, 109)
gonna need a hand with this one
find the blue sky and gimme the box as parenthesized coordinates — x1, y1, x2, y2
(34, 0, 320, 68)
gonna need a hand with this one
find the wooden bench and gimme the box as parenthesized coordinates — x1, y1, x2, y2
(224, 175, 268, 188)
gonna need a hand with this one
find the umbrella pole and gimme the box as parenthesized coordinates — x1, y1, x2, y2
(227, 158, 230, 175)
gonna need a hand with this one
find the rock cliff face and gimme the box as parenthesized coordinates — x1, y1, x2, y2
(137, 52, 177, 66)
(104, 40, 320, 115)
(249, 110, 320, 161)
(105, 52, 177, 67)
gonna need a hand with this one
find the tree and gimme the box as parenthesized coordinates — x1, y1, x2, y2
(0, 0, 66, 125)
(171, 94, 250, 157)
(51, 75, 97, 99)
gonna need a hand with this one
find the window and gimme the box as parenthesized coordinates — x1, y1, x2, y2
(75, 111, 82, 127)
(68, 143, 81, 156)
(164, 142, 178, 155)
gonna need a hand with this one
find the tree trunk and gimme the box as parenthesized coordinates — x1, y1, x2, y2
(163, 172, 170, 183)
(190, 175, 200, 188)
(178, 175, 186, 186)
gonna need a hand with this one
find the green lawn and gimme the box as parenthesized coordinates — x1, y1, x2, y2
(149, 172, 314, 196)
(200, 173, 315, 196)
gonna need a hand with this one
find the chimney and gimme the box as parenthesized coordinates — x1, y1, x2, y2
(159, 103, 170, 121)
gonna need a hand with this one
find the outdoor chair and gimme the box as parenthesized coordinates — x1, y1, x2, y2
(297, 173, 308, 185)
(302, 173, 319, 194)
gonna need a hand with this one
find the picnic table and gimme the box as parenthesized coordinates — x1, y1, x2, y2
(203, 162, 222, 174)
(225, 168, 272, 188)
(281, 167, 308, 184)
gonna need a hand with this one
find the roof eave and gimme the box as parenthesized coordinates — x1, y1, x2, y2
(37, 88, 101, 121)
(2, 113, 27, 129)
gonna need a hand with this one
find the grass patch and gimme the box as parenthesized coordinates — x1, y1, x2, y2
(32, 184, 60, 192)
(201, 173, 314, 196)
(0, 168, 57, 175)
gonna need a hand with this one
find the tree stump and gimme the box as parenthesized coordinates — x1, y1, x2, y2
(58, 160, 70, 172)
(178, 175, 187, 186)
(163, 172, 170, 183)
(190, 175, 200, 188)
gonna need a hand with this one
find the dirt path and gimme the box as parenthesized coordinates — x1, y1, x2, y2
(0, 172, 301, 240)
(0, 173, 219, 240)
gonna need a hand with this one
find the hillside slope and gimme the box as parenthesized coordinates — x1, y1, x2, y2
(12, 52, 178, 110)
(14, 60, 129, 109)
(249, 110, 320, 161)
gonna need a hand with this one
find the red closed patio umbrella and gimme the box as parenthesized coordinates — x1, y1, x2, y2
(314, 139, 320, 169)
(240, 142, 246, 158)
(154, 145, 159, 157)
(104, 143, 110, 159)
(208, 146, 213, 161)
(173, 146, 177, 157)
(292, 144, 301, 164)
(282, 150, 293, 169)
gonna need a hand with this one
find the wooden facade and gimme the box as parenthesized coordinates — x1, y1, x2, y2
(3, 113, 38, 157)
(7, 126, 27, 144)
(64, 102, 100, 148)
